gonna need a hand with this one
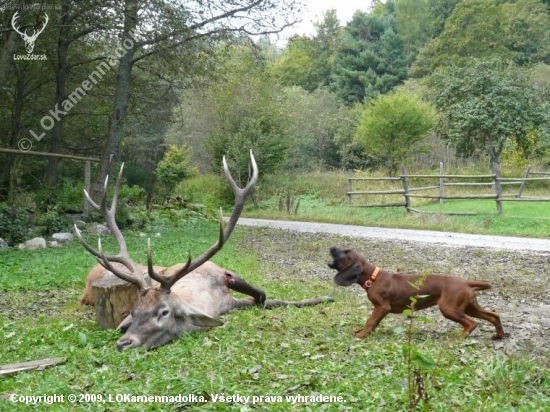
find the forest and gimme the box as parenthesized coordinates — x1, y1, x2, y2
(1, 0, 550, 242)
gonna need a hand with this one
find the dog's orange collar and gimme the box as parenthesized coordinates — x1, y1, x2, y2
(361, 266, 380, 290)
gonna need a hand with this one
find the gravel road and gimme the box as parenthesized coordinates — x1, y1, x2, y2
(237, 218, 550, 253)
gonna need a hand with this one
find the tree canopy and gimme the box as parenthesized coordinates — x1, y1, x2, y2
(412, 0, 550, 77)
(430, 59, 548, 165)
(330, 4, 408, 105)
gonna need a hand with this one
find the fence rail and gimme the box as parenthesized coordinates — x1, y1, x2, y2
(0, 148, 99, 214)
(347, 163, 550, 215)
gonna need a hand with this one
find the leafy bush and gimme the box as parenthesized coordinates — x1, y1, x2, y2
(0, 203, 30, 245)
(155, 144, 198, 197)
(117, 184, 148, 206)
(354, 91, 437, 175)
(36, 205, 68, 236)
(175, 174, 231, 207)
(33, 180, 84, 213)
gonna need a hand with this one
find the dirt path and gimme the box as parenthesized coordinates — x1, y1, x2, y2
(235, 219, 550, 361)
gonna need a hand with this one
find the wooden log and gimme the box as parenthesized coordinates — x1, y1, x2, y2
(439, 162, 444, 205)
(500, 176, 550, 181)
(0, 148, 99, 162)
(493, 162, 503, 214)
(401, 173, 496, 179)
(406, 194, 496, 199)
(347, 170, 353, 206)
(401, 166, 411, 212)
(347, 189, 405, 195)
(349, 202, 407, 208)
(500, 197, 550, 201)
(407, 185, 439, 192)
(347, 176, 402, 181)
(91, 276, 140, 330)
(0, 357, 66, 375)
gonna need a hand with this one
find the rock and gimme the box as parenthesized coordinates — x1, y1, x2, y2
(73, 219, 86, 229)
(0, 238, 8, 248)
(52, 232, 74, 243)
(18, 237, 46, 251)
(48, 241, 61, 248)
(88, 223, 111, 235)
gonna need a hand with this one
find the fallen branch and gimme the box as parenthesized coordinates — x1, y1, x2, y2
(0, 357, 66, 375)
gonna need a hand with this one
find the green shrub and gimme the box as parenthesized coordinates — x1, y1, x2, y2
(36, 205, 68, 236)
(0, 203, 30, 245)
(155, 144, 199, 197)
(175, 174, 232, 207)
(33, 180, 85, 213)
(117, 184, 148, 206)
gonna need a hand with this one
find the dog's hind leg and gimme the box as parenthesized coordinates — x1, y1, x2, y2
(465, 302, 505, 340)
(438, 304, 479, 338)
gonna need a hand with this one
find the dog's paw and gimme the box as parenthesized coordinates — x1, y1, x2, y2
(354, 329, 368, 339)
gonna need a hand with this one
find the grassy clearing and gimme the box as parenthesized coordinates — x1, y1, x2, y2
(1, 221, 548, 411)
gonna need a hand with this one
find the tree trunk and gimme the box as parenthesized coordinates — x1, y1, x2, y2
(91, 0, 138, 202)
(47, 2, 70, 187)
(0, 10, 21, 200)
(488, 144, 500, 167)
(0, 21, 18, 88)
(1, 76, 25, 200)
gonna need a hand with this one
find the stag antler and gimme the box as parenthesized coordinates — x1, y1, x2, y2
(74, 163, 152, 295)
(75, 152, 258, 295)
(12, 12, 49, 54)
(148, 151, 258, 293)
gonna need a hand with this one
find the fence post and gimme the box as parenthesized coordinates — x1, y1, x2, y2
(517, 165, 531, 198)
(347, 170, 353, 206)
(492, 162, 503, 214)
(84, 161, 91, 216)
(401, 165, 411, 212)
(439, 162, 444, 205)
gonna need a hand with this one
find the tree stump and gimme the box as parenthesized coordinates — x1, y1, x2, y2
(91, 276, 139, 329)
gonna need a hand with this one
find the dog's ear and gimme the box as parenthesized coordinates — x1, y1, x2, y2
(333, 263, 363, 287)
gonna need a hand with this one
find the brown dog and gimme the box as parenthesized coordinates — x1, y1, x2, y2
(328, 247, 505, 340)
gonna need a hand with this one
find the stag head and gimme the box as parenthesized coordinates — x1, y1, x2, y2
(12, 12, 49, 54)
(75, 152, 258, 350)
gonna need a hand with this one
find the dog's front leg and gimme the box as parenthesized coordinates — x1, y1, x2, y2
(355, 305, 390, 338)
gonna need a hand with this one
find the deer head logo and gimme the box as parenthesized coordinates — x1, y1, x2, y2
(12, 12, 49, 54)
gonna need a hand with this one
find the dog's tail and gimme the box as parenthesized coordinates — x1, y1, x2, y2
(467, 280, 491, 290)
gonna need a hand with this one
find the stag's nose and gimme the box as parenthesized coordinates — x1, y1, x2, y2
(116, 337, 138, 351)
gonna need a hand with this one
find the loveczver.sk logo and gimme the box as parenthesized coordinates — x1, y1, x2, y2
(12, 11, 48, 55)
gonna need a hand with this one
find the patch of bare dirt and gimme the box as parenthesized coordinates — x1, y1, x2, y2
(236, 226, 550, 360)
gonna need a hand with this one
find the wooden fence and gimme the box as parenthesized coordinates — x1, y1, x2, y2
(0, 148, 99, 214)
(347, 163, 550, 215)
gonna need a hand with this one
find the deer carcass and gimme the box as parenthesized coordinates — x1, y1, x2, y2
(77, 152, 332, 350)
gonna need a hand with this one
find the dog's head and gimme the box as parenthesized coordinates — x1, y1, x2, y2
(328, 247, 365, 287)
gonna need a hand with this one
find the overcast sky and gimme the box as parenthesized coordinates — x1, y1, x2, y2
(274, 0, 373, 44)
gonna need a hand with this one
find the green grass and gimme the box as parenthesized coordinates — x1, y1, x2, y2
(1, 221, 548, 411)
